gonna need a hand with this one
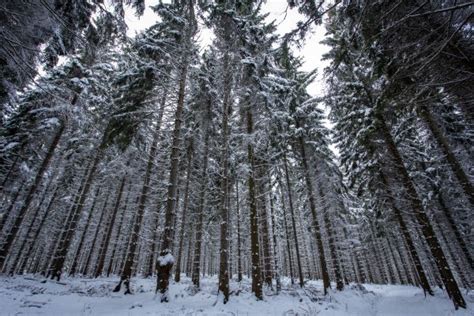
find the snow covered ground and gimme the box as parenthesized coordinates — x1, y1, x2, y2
(0, 275, 472, 315)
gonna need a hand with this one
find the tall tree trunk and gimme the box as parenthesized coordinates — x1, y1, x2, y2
(377, 114, 466, 309)
(296, 134, 331, 294)
(156, 57, 189, 302)
(246, 109, 263, 300)
(257, 166, 273, 288)
(235, 180, 243, 283)
(175, 141, 193, 282)
(278, 178, 295, 285)
(283, 156, 304, 287)
(0, 123, 65, 269)
(269, 187, 281, 293)
(217, 50, 232, 303)
(191, 125, 210, 288)
(317, 184, 344, 291)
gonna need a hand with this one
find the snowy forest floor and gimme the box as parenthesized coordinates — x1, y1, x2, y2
(0, 275, 473, 316)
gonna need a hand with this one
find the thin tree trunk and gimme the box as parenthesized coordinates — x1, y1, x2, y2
(20, 184, 59, 273)
(235, 180, 243, 283)
(278, 177, 295, 285)
(175, 141, 193, 282)
(317, 185, 344, 291)
(156, 56, 189, 301)
(247, 109, 263, 300)
(296, 134, 330, 294)
(283, 156, 304, 287)
(9, 173, 56, 274)
(217, 50, 231, 303)
(269, 187, 281, 293)
(191, 124, 210, 288)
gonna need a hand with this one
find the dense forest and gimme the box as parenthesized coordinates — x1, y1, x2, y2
(0, 0, 472, 313)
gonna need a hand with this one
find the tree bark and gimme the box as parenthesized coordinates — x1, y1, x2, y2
(317, 184, 344, 291)
(156, 56, 189, 302)
(174, 141, 193, 282)
(296, 134, 331, 294)
(191, 124, 210, 288)
(283, 155, 305, 288)
(247, 109, 263, 300)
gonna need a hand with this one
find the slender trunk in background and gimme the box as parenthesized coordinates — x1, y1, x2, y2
(257, 166, 272, 288)
(269, 187, 281, 293)
(191, 121, 210, 288)
(278, 178, 295, 285)
(318, 185, 344, 291)
(175, 141, 193, 282)
(217, 50, 231, 303)
(21, 185, 59, 273)
(246, 108, 263, 300)
(436, 189, 473, 269)
(296, 134, 331, 295)
(283, 156, 304, 288)
(235, 180, 243, 283)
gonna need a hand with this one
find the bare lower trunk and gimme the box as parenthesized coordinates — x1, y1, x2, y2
(175, 142, 193, 283)
(156, 57, 189, 302)
(283, 155, 304, 288)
